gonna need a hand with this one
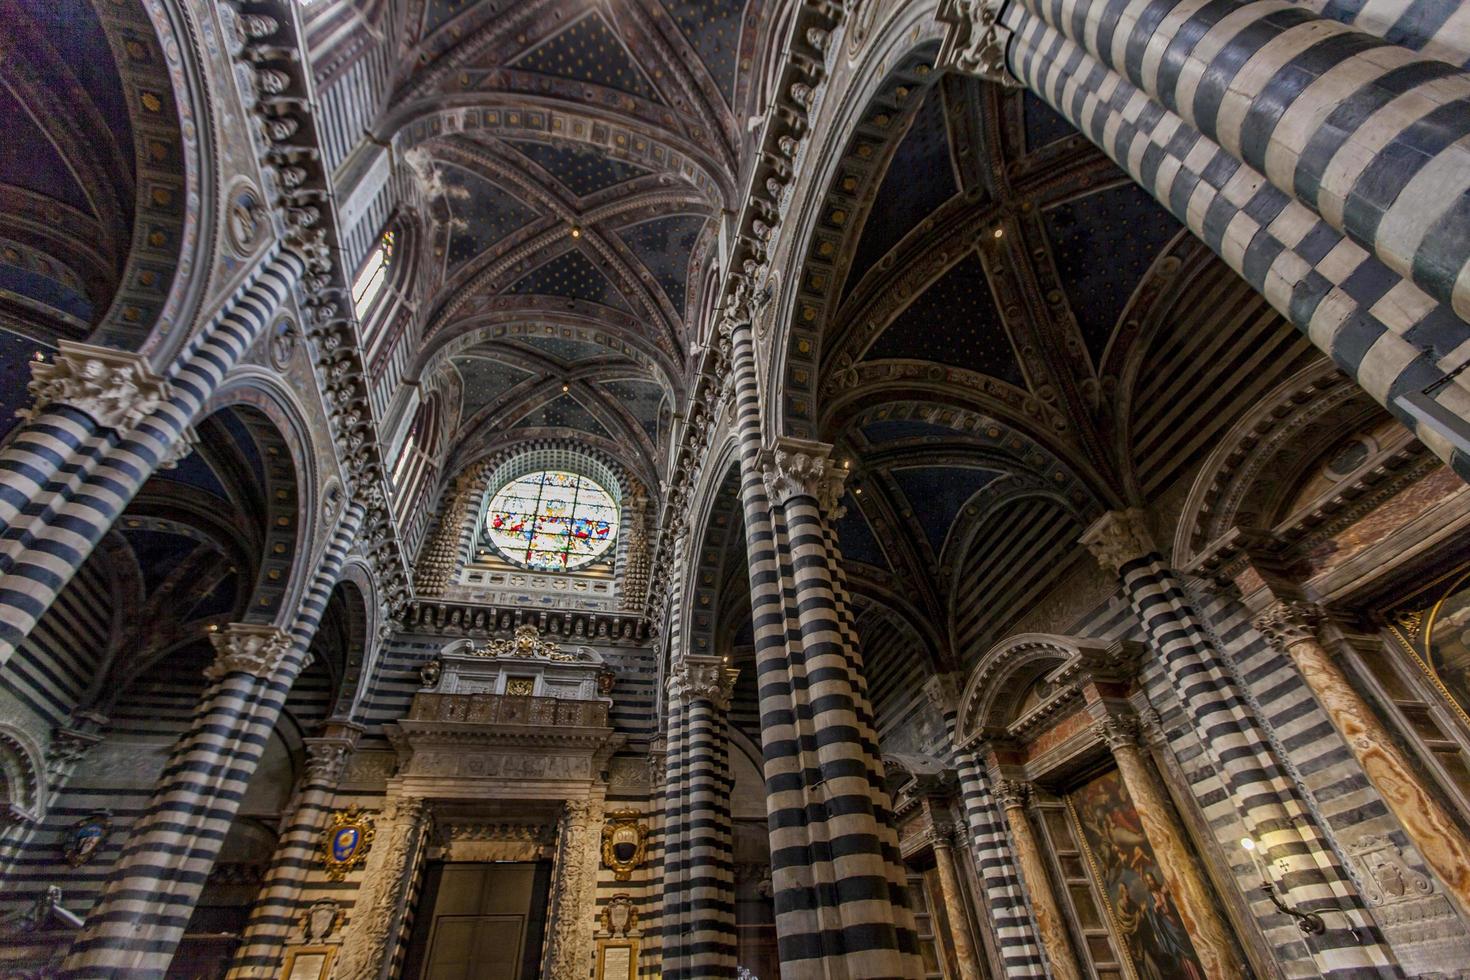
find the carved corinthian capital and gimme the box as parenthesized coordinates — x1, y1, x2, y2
(1079, 508, 1155, 574)
(935, 0, 1022, 87)
(1092, 714, 1141, 751)
(1253, 600, 1324, 652)
(303, 738, 353, 785)
(21, 341, 171, 430)
(205, 623, 294, 682)
(760, 437, 849, 513)
(994, 778, 1031, 810)
(668, 657, 739, 711)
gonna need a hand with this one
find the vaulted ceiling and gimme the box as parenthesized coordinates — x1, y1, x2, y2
(390, 0, 773, 473)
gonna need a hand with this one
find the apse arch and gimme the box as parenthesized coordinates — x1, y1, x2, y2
(0, 722, 48, 826)
(336, 558, 385, 723)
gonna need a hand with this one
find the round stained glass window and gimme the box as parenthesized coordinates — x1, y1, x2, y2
(484, 470, 619, 571)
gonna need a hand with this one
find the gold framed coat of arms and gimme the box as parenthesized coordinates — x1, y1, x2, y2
(320, 807, 375, 881)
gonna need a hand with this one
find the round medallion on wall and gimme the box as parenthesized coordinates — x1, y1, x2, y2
(269, 317, 296, 370)
(226, 180, 266, 256)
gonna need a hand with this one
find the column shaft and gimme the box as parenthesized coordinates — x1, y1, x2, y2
(684, 693, 737, 977)
(543, 797, 605, 980)
(1018, 0, 1470, 321)
(999, 791, 1084, 980)
(0, 247, 308, 664)
(227, 737, 355, 977)
(1005, 12, 1470, 479)
(1258, 603, 1470, 918)
(930, 837, 983, 980)
(661, 685, 690, 975)
(330, 794, 431, 980)
(1105, 726, 1243, 980)
(62, 500, 364, 976)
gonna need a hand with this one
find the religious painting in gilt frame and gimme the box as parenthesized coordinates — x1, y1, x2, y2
(1388, 568, 1470, 729)
(1067, 769, 1206, 980)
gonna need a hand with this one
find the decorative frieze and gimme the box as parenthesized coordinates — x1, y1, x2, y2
(204, 624, 293, 682)
(21, 341, 170, 431)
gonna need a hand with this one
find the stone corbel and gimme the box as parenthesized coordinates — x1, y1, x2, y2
(20, 341, 171, 431)
(759, 437, 849, 514)
(935, 0, 1023, 88)
(205, 623, 294, 682)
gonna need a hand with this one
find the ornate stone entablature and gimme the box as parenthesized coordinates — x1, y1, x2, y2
(205, 624, 294, 682)
(21, 341, 171, 431)
(759, 437, 849, 513)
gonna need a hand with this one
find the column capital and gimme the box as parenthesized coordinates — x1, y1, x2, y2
(205, 623, 294, 682)
(1253, 599, 1326, 652)
(1079, 508, 1156, 573)
(759, 437, 849, 512)
(303, 737, 354, 784)
(667, 656, 739, 711)
(935, 0, 1023, 87)
(21, 341, 172, 431)
(1091, 713, 1142, 751)
(994, 778, 1031, 810)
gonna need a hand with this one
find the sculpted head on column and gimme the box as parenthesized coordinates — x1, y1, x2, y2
(759, 436, 849, 513)
(205, 623, 294, 682)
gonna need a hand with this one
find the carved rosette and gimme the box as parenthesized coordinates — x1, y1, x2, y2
(668, 658, 739, 711)
(204, 624, 294, 682)
(1079, 508, 1155, 574)
(759, 438, 849, 513)
(20, 341, 171, 431)
(1253, 600, 1324, 652)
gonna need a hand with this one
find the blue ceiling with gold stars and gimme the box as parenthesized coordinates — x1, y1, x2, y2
(512, 393, 612, 439)
(1044, 182, 1182, 366)
(836, 496, 889, 570)
(660, 0, 748, 101)
(846, 85, 958, 301)
(600, 378, 666, 445)
(507, 249, 633, 313)
(453, 356, 533, 419)
(508, 140, 652, 199)
(1023, 92, 1076, 152)
(519, 334, 609, 364)
(864, 254, 1024, 387)
(443, 164, 538, 270)
(616, 214, 708, 314)
(509, 13, 661, 102)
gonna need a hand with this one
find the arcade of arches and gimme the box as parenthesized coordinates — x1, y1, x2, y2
(4, 0, 1470, 977)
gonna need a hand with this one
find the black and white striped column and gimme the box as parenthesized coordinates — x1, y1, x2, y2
(663, 657, 739, 979)
(1016, 0, 1470, 322)
(0, 247, 307, 666)
(924, 677, 1047, 977)
(723, 311, 920, 978)
(62, 499, 365, 976)
(992, 9, 1470, 480)
(227, 725, 361, 977)
(1080, 508, 1395, 976)
(660, 669, 692, 973)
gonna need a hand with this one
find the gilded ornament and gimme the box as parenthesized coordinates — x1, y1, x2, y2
(601, 810, 647, 881)
(320, 806, 376, 881)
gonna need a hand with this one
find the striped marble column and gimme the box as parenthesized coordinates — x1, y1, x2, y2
(760, 439, 921, 977)
(723, 315, 921, 978)
(226, 724, 362, 977)
(991, 10, 1470, 480)
(1080, 508, 1396, 976)
(1016, 0, 1470, 322)
(664, 656, 739, 978)
(0, 246, 307, 666)
(660, 670, 691, 974)
(925, 677, 1046, 977)
(62, 499, 365, 976)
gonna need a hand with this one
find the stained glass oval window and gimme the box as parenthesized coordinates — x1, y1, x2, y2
(484, 470, 618, 571)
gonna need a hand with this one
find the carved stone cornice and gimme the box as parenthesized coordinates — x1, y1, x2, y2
(668, 657, 739, 711)
(1079, 508, 1156, 574)
(21, 340, 170, 430)
(935, 0, 1023, 87)
(205, 623, 294, 682)
(1253, 600, 1325, 652)
(759, 437, 849, 512)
